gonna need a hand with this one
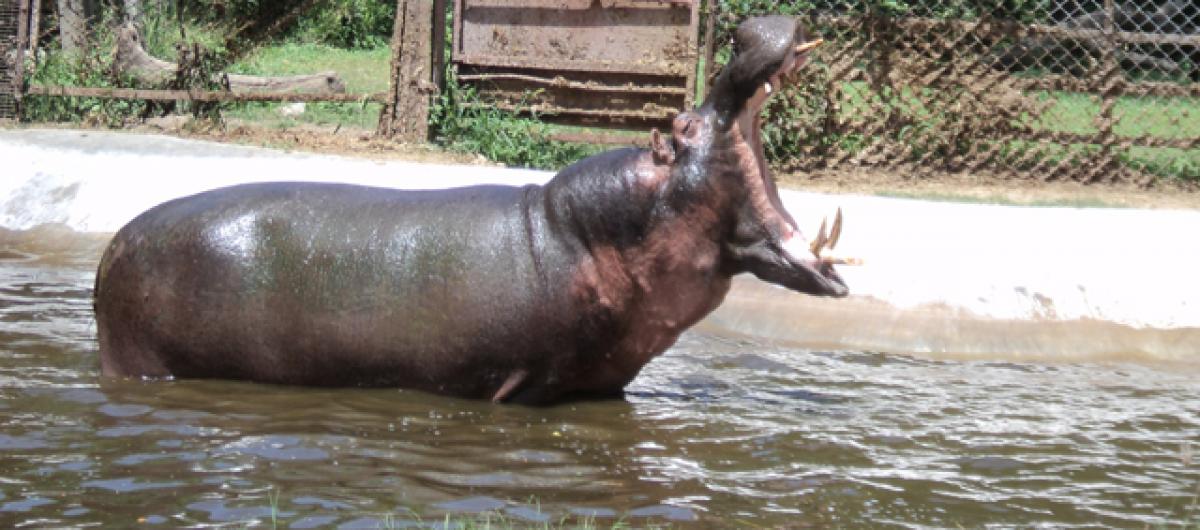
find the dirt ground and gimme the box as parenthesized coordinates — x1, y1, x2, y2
(32, 118, 1200, 210)
(785, 168, 1200, 209)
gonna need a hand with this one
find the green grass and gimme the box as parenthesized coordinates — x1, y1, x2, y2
(222, 100, 384, 131)
(1032, 91, 1200, 139)
(429, 71, 604, 170)
(801, 80, 1200, 181)
(832, 81, 1200, 143)
(229, 43, 392, 94)
(220, 43, 391, 131)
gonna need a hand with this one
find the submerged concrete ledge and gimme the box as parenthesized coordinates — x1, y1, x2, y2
(2, 128, 1197, 364)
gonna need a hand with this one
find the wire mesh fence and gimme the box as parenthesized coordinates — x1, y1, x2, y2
(716, 0, 1200, 182)
(6, 1, 1199, 182)
(0, 0, 20, 120)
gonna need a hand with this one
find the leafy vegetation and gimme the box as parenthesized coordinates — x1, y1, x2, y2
(222, 43, 391, 131)
(290, 0, 396, 49)
(430, 70, 604, 170)
(21, 44, 148, 126)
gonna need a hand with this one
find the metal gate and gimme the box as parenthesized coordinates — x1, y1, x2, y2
(0, 0, 28, 121)
(452, 0, 708, 140)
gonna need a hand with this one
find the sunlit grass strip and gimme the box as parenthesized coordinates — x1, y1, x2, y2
(822, 81, 1199, 180)
(1031, 91, 1200, 139)
(229, 43, 392, 94)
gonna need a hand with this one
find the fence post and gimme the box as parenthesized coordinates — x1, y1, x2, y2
(700, 0, 716, 98)
(15, 0, 28, 108)
(1089, 0, 1122, 183)
(378, 0, 435, 142)
(431, 0, 446, 96)
(28, 0, 37, 54)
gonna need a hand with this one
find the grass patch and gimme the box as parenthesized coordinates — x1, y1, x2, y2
(807, 81, 1200, 181)
(1032, 91, 1200, 139)
(429, 70, 604, 170)
(220, 43, 391, 131)
(223, 100, 383, 131)
(229, 43, 391, 94)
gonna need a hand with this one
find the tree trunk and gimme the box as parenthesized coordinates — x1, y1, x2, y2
(56, 0, 95, 55)
(114, 24, 347, 94)
(29, 0, 42, 54)
(122, 0, 142, 33)
(377, 0, 434, 141)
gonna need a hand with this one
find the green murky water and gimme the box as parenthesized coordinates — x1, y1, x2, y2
(1, 241, 1198, 528)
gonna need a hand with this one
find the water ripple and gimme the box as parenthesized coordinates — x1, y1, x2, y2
(0, 246, 1198, 527)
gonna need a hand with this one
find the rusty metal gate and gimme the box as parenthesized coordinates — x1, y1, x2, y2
(452, 0, 707, 139)
(0, 0, 29, 121)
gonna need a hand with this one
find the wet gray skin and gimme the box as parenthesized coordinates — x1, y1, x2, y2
(92, 16, 844, 404)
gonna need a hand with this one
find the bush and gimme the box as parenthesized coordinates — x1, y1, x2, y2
(292, 0, 396, 49)
(22, 23, 152, 125)
(429, 69, 603, 170)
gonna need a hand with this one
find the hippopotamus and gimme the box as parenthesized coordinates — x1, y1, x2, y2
(94, 16, 848, 405)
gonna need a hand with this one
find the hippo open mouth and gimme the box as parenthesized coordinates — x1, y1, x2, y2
(704, 16, 850, 298)
(750, 38, 852, 293)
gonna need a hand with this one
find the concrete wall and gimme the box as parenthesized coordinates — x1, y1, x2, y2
(3, 129, 1197, 364)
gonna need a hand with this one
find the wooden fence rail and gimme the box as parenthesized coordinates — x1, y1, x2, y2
(25, 85, 388, 103)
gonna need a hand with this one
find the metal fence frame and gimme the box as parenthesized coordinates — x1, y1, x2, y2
(0, 0, 29, 121)
(722, 2, 1200, 183)
(5, 1, 1198, 182)
(450, 0, 708, 138)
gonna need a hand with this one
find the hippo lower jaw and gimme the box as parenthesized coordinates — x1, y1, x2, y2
(731, 233, 849, 298)
(779, 234, 849, 296)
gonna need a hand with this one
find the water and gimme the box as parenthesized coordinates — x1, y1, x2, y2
(2, 234, 1198, 528)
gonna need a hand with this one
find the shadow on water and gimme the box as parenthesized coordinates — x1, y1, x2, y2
(1, 233, 1199, 528)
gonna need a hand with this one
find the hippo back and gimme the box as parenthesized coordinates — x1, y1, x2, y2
(94, 181, 592, 397)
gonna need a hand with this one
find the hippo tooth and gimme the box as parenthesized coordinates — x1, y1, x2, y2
(764, 81, 773, 95)
(818, 251, 864, 266)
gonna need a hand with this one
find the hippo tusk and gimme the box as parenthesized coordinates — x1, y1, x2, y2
(818, 252, 863, 266)
(794, 38, 824, 55)
(812, 208, 863, 266)
(810, 216, 828, 256)
(828, 207, 843, 250)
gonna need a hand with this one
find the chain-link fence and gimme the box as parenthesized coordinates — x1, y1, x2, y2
(717, 0, 1200, 183)
(8, 1, 1199, 182)
(0, 0, 21, 120)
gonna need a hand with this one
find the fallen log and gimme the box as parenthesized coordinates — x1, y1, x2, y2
(114, 24, 346, 95)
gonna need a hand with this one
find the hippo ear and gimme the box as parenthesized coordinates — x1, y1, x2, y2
(651, 128, 675, 165)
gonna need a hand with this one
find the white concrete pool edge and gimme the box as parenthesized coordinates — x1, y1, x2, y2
(3, 128, 1198, 362)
